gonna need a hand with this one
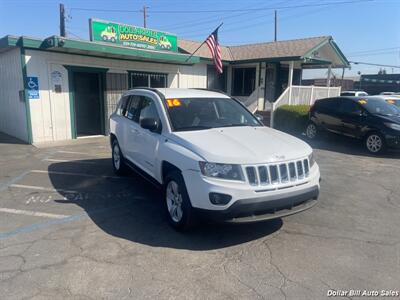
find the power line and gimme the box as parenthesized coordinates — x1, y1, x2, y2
(347, 46, 400, 55)
(69, 0, 374, 14)
(348, 50, 400, 57)
(144, 0, 374, 13)
(163, 0, 289, 30)
(180, 4, 326, 39)
(350, 61, 400, 68)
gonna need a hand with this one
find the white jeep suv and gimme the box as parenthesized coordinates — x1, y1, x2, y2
(110, 88, 320, 230)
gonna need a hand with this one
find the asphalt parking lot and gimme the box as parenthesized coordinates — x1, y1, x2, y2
(0, 132, 399, 299)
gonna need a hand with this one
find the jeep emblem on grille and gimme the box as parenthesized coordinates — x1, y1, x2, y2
(273, 155, 285, 160)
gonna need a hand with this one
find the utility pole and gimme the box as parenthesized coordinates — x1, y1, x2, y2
(274, 10, 277, 42)
(142, 6, 148, 28)
(59, 3, 66, 37)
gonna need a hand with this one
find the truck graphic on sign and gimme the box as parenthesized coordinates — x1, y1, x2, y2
(101, 26, 117, 43)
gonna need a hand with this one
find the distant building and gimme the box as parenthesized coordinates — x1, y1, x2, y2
(302, 77, 355, 91)
(359, 74, 400, 95)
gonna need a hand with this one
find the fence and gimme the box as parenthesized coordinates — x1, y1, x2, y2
(270, 85, 341, 127)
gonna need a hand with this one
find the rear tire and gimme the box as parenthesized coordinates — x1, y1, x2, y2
(365, 132, 386, 154)
(164, 171, 195, 231)
(112, 139, 128, 175)
(306, 122, 318, 140)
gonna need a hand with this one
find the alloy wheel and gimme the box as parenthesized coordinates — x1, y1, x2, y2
(306, 123, 317, 139)
(113, 144, 121, 170)
(366, 134, 382, 153)
(166, 180, 183, 222)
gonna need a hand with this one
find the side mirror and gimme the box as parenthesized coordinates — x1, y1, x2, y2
(140, 118, 161, 133)
(254, 114, 264, 122)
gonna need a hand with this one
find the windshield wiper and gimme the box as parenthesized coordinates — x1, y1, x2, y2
(217, 124, 252, 128)
(176, 125, 212, 131)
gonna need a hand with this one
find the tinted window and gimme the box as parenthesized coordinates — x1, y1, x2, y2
(315, 98, 340, 113)
(126, 95, 141, 122)
(129, 71, 167, 88)
(340, 100, 362, 114)
(232, 68, 256, 96)
(165, 97, 261, 131)
(341, 92, 355, 96)
(138, 97, 160, 122)
(207, 65, 227, 92)
(117, 96, 130, 116)
(361, 98, 400, 116)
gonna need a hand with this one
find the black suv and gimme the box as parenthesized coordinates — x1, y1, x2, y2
(306, 96, 400, 154)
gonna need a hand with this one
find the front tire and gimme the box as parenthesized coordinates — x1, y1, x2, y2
(306, 122, 318, 140)
(164, 171, 195, 231)
(112, 139, 128, 175)
(365, 132, 386, 154)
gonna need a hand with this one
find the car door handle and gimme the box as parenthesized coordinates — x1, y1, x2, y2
(130, 127, 139, 134)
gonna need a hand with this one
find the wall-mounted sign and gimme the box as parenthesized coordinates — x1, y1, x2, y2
(27, 76, 39, 99)
(89, 19, 178, 52)
(51, 70, 62, 85)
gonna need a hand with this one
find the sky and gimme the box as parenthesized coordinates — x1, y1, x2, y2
(0, 0, 399, 79)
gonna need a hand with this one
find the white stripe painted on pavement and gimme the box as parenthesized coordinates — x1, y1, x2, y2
(56, 150, 93, 155)
(43, 158, 96, 164)
(9, 184, 78, 194)
(30, 170, 122, 180)
(0, 208, 69, 219)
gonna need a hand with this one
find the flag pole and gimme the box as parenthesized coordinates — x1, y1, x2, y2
(184, 23, 223, 62)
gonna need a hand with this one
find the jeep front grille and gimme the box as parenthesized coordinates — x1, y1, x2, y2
(245, 159, 310, 187)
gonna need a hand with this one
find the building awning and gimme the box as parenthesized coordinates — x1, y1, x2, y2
(0, 35, 200, 65)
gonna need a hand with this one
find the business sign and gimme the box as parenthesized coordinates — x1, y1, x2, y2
(89, 19, 178, 52)
(27, 76, 39, 99)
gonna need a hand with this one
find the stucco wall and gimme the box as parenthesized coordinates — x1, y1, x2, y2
(0, 48, 28, 142)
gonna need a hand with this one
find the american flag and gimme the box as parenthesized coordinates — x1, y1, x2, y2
(205, 28, 223, 74)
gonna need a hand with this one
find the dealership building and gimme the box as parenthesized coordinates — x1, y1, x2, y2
(0, 20, 349, 144)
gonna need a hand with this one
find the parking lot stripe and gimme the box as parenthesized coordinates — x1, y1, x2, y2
(0, 171, 30, 192)
(10, 184, 78, 194)
(30, 170, 122, 180)
(43, 158, 97, 164)
(0, 202, 133, 240)
(56, 150, 95, 155)
(0, 208, 69, 219)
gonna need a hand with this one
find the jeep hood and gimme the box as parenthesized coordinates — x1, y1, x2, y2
(170, 126, 312, 164)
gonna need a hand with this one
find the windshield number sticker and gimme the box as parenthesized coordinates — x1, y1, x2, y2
(166, 99, 182, 107)
(358, 99, 367, 105)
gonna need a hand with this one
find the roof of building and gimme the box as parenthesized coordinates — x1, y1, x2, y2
(179, 36, 327, 61)
(178, 35, 349, 67)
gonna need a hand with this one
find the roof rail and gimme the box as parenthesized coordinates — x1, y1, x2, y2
(127, 87, 166, 100)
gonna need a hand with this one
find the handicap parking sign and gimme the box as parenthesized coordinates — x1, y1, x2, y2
(27, 76, 39, 99)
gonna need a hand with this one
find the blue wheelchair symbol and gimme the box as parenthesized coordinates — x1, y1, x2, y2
(27, 77, 39, 99)
(28, 78, 38, 89)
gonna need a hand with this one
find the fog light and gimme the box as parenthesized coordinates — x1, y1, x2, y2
(209, 193, 232, 205)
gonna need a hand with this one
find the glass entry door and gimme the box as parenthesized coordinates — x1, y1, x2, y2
(129, 71, 167, 88)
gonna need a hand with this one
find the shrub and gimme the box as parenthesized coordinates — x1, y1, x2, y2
(274, 105, 310, 134)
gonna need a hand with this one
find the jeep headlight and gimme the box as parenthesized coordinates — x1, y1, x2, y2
(385, 123, 400, 131)
(199, 162, 244, 181)
(308, 152, 316, 167)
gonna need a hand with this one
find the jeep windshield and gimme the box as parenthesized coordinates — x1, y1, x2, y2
(165, 97, 262, 131)
(361, 98, 400, 116)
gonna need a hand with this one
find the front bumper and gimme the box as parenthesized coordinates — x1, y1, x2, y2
(182, 163, 320, 222)
(385, 134, 400, 149)
(193, 185, 319, 222)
